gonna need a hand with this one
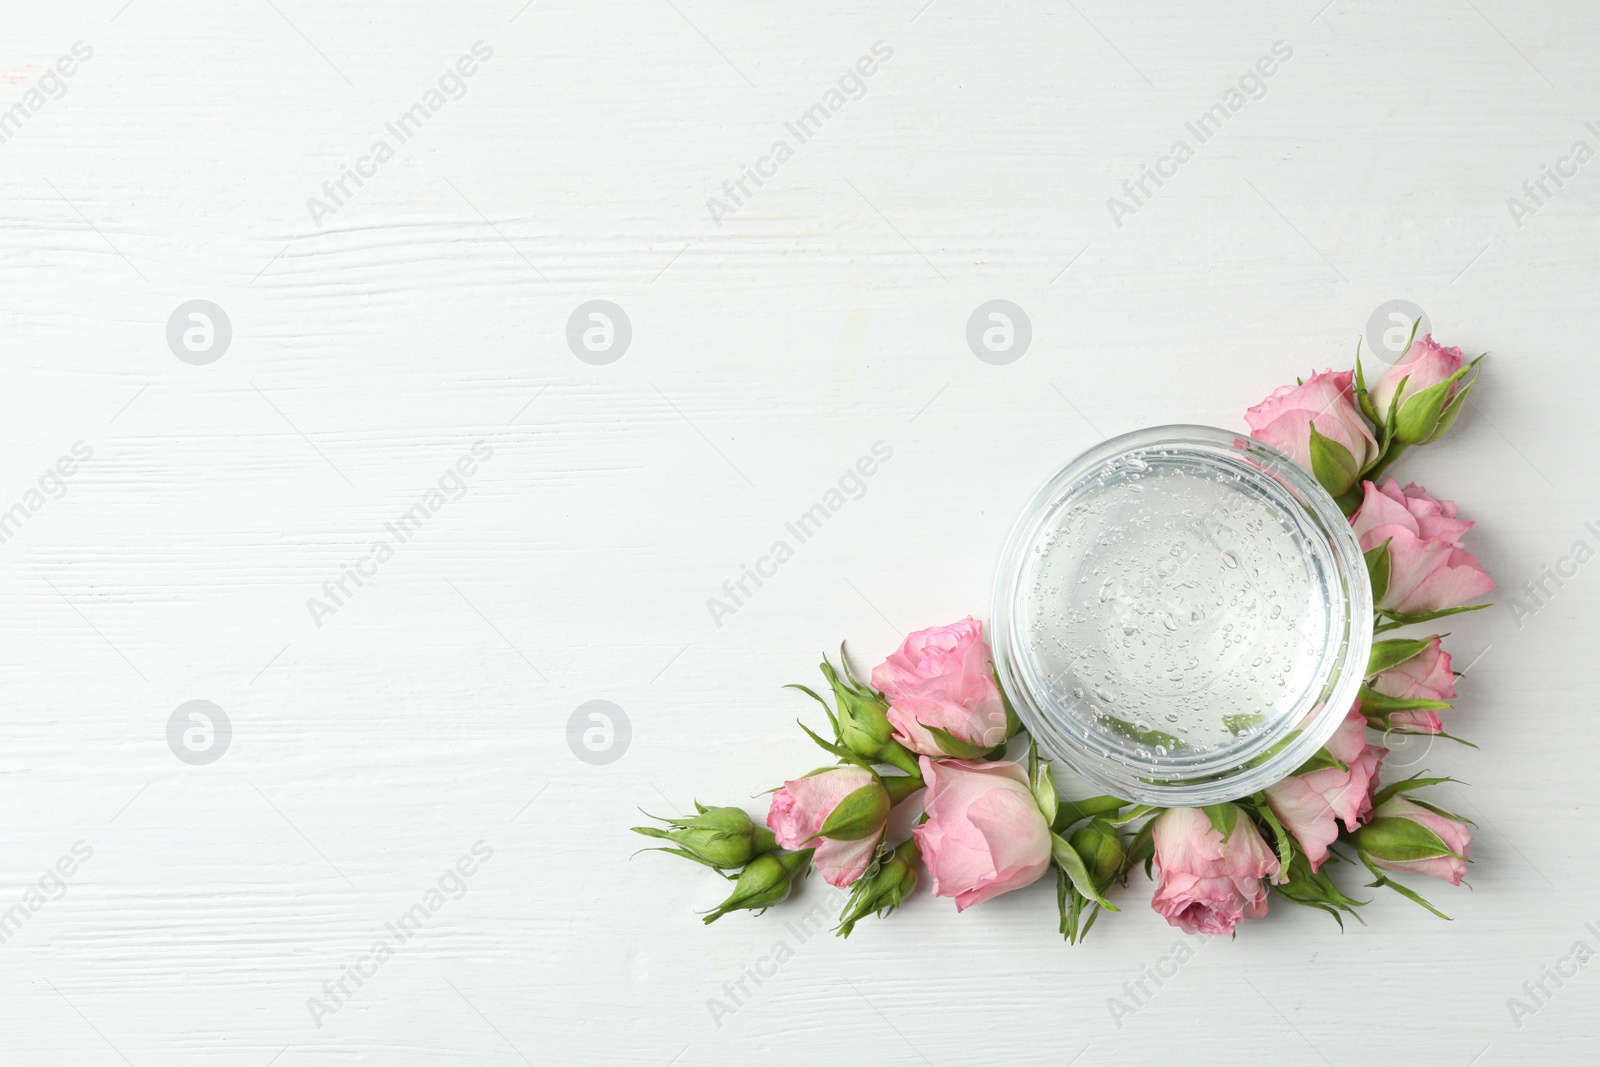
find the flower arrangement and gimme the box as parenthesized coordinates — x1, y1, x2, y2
(634, 326, 1491, 939)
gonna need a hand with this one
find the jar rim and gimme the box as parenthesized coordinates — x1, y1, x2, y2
(990, 424, 1373, 806)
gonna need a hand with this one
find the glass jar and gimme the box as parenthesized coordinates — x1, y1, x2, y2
(991, 425, 1372, 806)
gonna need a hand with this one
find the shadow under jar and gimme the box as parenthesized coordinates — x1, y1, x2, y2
(991, 425, 1372, 807)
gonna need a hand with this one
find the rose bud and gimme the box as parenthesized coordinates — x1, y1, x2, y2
(913, 756, 1052, 910)
(871, 617, 1015, 759)
(1059, 819, 1126, 943)
(789, 653, 922, 779)
(1245, 369, 1380, 498)
(1150, 805, 1281, 936)
(1351, 479, 1495, 617)
(836, 838, 919, 938)
(1263, 707, 1386, 871)
(767, 766, 892, 888)
(1368, 334, 1477, 445)
(633, 803, 778, 870)
(702, 849, 814, 924)
(1355, 795, 1472, 886)
(1362, 635, 1455, 734)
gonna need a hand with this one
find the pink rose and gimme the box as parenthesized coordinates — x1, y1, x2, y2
(1245, 369, 1380, 481)
(1368, 637, 1454, 734)
(1369, 334, 1464, 421)
(872, 618, 1009, 758)
(1150, 806, 1281, 935)
(1263, 707, 1386, 871)
(766, 765, 888, 888)
(913, 756, 1052, 911)
(1350, 479, 1495, 615)
(1359, 796, 1472, 885)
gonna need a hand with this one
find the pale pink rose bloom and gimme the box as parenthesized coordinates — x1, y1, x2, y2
(1350, 479, 1495, 615)
(1263, 707, 1387, 871)
(767, 765, 884, 888)
(1150, 806, 1281, 935)
(872, 617, 1008, 757)
(912, 756, 1052, 911)
(1369, 637, 1455, 734)
(1369, 334, 1465, 420)
(1367, 796, 1472, 885)
(1245, 369, 1380, 475)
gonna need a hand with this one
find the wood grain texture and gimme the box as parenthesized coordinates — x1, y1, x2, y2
(1, 0, 1597, 1063)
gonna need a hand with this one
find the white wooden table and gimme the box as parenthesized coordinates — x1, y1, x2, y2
(2, 1, 1594, 1063)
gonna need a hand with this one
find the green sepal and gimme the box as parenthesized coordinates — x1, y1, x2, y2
(702, 849, 814, 924)
(836, 838, 919, 938)
(1364, 538, 1392, 605)
(993, 662, 1023, 739)
(814, 782, 890, 842)
(1201, 803, 1240, 843)
(1291, 748, 1348, 776)
(1359, 851, 1451, 920)
(1251, 798, 1297, 875)
(1355, 816, 1459, 863)
(1307, 419, 1361, 498)
(1392, 365, 1471, 445)
(795, 720, 877, 772)
(1052, 794, 1129, 833)
(1030, 756, 1059, 828)
(1373, 603, 1489, 632)
(1354, 340, 1380, 426)
(1420, 355, 1484, 445)
(1050, 832, 1117, 911)
(1057, 819, 1125, 943)
(1271, 849, 1367, 928)
(882, 773, 925, 807)
(1372, 774, 1462, 807)
(1358, 686, 1452, 715)
(1366, 635, 1440, 677)
(925, 725, 989, 760)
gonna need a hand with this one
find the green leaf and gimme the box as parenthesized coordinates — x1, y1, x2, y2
(1202, 803, 1240, 843)
(1364, 538, 1392, 604)
(1307, 419, 1361, 497)
(1050, 833, 1118, 910)
(1365, 636, 1439, 677)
